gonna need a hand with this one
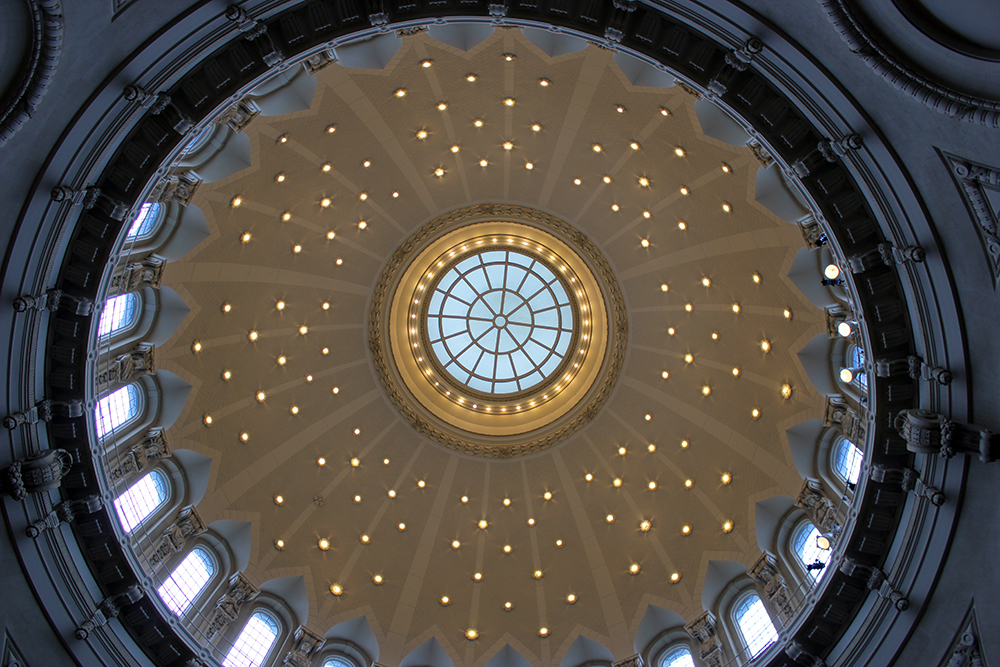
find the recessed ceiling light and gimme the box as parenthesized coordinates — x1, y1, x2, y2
(503, 97, 515, 107)
(394, 88, 407, 97)
(630, 141, 640, 150)
(679, 186, 689, 195)
(684, 353, 693, 363)
(320, 197, 331, 207)
(555, 539, 563, 547)
(305, 374, 313, 382)
(353, 494, 361, 503)
(502, 141, 514, 151)
(613, 477, 622, 488)
(240, 231, 252, 244)
(298, 325, 308, 335)
(753, 272, 762, 284)
(638, 176, 650, 187)
(357, 220, 367, 230)
(358, 192, 368, 201)
(466, 73, 477, 82)
(274, 173, 285, 183)
(585, 473, 593, 482)
(684, 478, 694, 488)
(527, 517, 535, 526)
(316, 456, 325, 466)
(373, 574, 384, 584)
(416, 129, 428, 140)
(503, 544, 512, 553)
(335, 258, 342, 265)
(732, 366, 741, 377)
(660, 107, 671, 116)
(451, 539, 462, 549)
(629, 563, 641, 575)
(648, 480, 657, 490)
(525, 162, 534, 170)
(318, 538, 329, 550)
(275, 539, 285, 550)
(721, 472, 732, 485)
(240, 432, 250, 442)
(222, 302, 231, 313)
(671, 572, 682, 583)
(289, 405, 299, 415)
(466, 629, 478, 640)
(326, 124, 336, 134)
(248, 330, 259, 342)
(721, 163, 731, 172)
(461, 495, 469, 504)
(674, 147, 685, 157)
(723, 520, 734, 533)
(256, 390, 266, 402)
(473, 572, 483, 581)
(684, 303, 693, 312)
(539, 627, 549, 637)
(640, 237, 649, 247)
(543, 491, 552, 500)
(573, 178, 582, 185)
(202, 413, 212, 425)
(606, 513, 615, 523)
(330, 583, 342, 595)
(398, 522, 406, 531)
(321, 163, 332, 172)
(678, 221, 687, 230)
(473, 119, 483, 127)
(592, 143, 602, 153)
(644, 413, 652, 421)
(639, 519, 652, 532)
(502, 53, 516, 61)
(722, 202, 732, 213)
(362, 159, 371, 168)
(479, 158, 488, 167)
(701, 385, 712, 396)
(420, 59, 433, 68)
(437, 101, 448, 111)
(760, 339, 772, 353)
(681, 439, 689, 448)
(781, 383, 793, 399)
(661, 371, 669, 379)
(478, 519, 488, 529)
(276, 355, 286, 366)
(360, 534, 370, 543)
(533, 569, 543, 579)
(440, 596, 450, 605)
(292, 244, 302, 253)
(383, 458, 389, 465)
(531, 123, 542, 132)
(566, 593, 577, 603)
(648, 443, 657, 452)
(538, 78, 550, 87)
(231, 195, 243, 208)
(618, 446, 627, 456)
(331, 385, 338, 393)
(282, 211, 291, 221)
(603, 175, 612, 184)
(192, 341, 202, 353)
(616, 104, 626, 113)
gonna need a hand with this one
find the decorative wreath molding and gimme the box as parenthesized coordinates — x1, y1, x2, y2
(368, 204, 628, 458)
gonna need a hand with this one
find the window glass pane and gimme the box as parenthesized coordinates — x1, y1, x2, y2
(224, 611, 280, 667)
(95, 384, 141, 439)
(126, 203, 161, 240)
(181, 124, 215, 156)
(158, 547, 215, 615)
(113, 469, 168, 533)
(659, 646, 695, 667)
(735, 594, 778, 658)
(324, 658, 355, 667)
(835, 438, 863, 484)
(850, 346, 868, 392)
(793, 522, 831, 580)
(97, 293, 139, 337)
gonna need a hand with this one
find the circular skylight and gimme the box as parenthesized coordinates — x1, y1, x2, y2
(425, 248, 574, 395)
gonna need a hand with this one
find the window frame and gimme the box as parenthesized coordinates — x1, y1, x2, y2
(656, 644, 696, 667)
(97, 292, 142, 340)
(791, 520, 831, 582)
(848, 344, 868, 392)
(157, 545, 218, 616)
(832, 436, 864, 485)
(95, 383, 144, 442)
(113, 468, 170, 533)
(731, 590, 779, 660)
(322, 656, 361, 667)
(125, 202, 164, 242)
(223, 608, 282, 667)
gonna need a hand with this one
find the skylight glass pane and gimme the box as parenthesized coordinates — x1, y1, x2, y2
(659, 647, 695, 667)
(113, 469, 168, 533)
(126, 203, 161, 240)
(425, 249, 574, 394)
(158, 547, 215, 615)
(735, 594, 778, 658)
(95, 384, 141, 439)
(793, 522, 831, 580)
(97, 293, 139, 337)
(224, 611, 279, 667)
(835, 438, 864, 484)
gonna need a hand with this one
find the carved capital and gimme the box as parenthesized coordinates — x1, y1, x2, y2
(795, 480, 839, 534)
(150, 171, 201, 205)
(217, 99, 261, 131)
(206, 573, 259, 640)
(97, 343, 155, 386)
(1, 449, 74, 500)
(75, 586, 144, 639)
(111, 257, 164, 293)
(283, 626, 324, 667)
(895, 409, 998, 463)
(824, 395, 864, 443)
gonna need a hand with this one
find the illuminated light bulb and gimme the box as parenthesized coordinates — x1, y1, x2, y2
(473, 572, 483, 581)
(531, 123, 542, 132)
(731, 302, 741, 314)
(277, 135, 287, 144)
(760, 339, 771, 353)
(824, 264, 841, 280)
(661, 371, 670, 379)
(322, 163, 332, 172)
(350, 457, 360, 468)
(473, 119, 483, 127)
(784, 308, 793, 319)
(684, 479, 694, 489)
(360, 534, 370, 544)
(671, 572, 681, 583)
(330, 583, 342, 595)
(702, 385, 712, 396)
(817, 535, 832, 551)
(585, 473, 594, 482)
(538, 78, 550, 87)
(466, 73, 477, 82)
(331, 386, 338, 393)
(223, 370, 232, 381)
(685, 303, 693, 312)
(230, 196, 243, 208)
(722, 203, 732, 213)
(838, 321, 854, 337)
(282, 211, 291, 222)
(753, 273, 762, 284)
(420, 59, 433, 68)
(276, 355, 287, 366)
(684, 353, 694, 364)
(353, 495, 361, 503)
(603, 175, 612, 184)
(321, 302, 330, 311)
(292, 244, 303, 254)
(674, 147, 685, 157)
(503, 497, 511, 506)
(618, 446, 627, 456)
(387, 489, 396, 498)
(679, 186, 689, 196)
(240, 231, 252, 244)
(660, 107, 671, 116)
(629, 563, 641, 575)
(660, 283, 670, 293)
(358, 220, 367, 230)
(192, 341, 202, 353)
(630, 141, 640, 150)
(639, 520, 651, 532)
(502, 141, 515, 151)
(316, 456, 325, 466)
(751, 407, 761, 420)
(567, 593, 577, 603)
(648, 481, 657, 490)
(256, 390, 266, 402)
(461, 495, 469, 504)
(503, 52, 516, 61)
(320, 197, 331, 208)
(394, 88, 407, 97)
(503, 544, 512, 553)
(478, 519, 488, 530)
(240, 432, 250, 443)
(681, 440, 689, 448)
(712, 332, 720, 341)
(644, 414, 652, 422)
(732, 366, 740, 377)
(840, 368, 856, 383)
(781, 383, 793, 399)
(525, 162, 534, 170)
(538, 627, 550, 637)
(416, 129, 428, 140)
(606, 513, 615, 523)
(392, 191, 399, 197)
(383, 458, 389, 465)
(221, 302, 232, 314)
(682, 525, 691, 535)
(318, 538, 330, 550)
(398, 522, 406, 531)
(723, 520, 734, 533)
(722, 162, 731, 172)
(202, 414, 212, 426)
(326, 125, 336, 134)
(533, 569, 544, 579)
(417, 480, 426, 489)
(479, 159, 488, 167)
(721, 472, 732, 485)
(335, 258, 342, 265)
(616, 104, 627, 113)
(358, 192, 368, 201)
(640, 238, 649, 248)
(290, 405, 299, 415)
(613, 477, 623, 488)
(298, 325, 308, 335)
(275, 539, 285, 550)
(527, 518, 535, 526)
(574, 178, 582, 185)
(592, 143, 603, 153)
(466, 629, 478, 640)
(373, 574, 383, 585)
(275, 173, 286, 183)
(643, 210, 651, 219)
(543, 491, 552, 500)
(678, 221, 687, 230)
(440, 596, 450, 605)
(436, 101, 448, 111)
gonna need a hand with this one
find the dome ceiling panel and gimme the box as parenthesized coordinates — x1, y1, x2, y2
(155, 31, 825, 665)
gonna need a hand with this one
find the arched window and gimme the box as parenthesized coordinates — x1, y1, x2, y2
(658, 646, 695, 667)
(181, 124, 216, 156)
(125, 203, 162, 240)
(792, 522, 831, 580)
(323, 657, 356, 667)
(95, 384, 142, 439)
(849, 345, 867, 392)
(158, 547, 216, 615)
(223, 610, 280, 667)
(113, 469, 169, 533)
(97, 293, 140, 338)
(734, 593, 778, 658)
(834, 437, 864, 485)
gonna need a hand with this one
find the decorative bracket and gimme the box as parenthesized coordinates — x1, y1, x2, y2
(75, 585, 145, 639)
(51, 185, 128, 221)
(840, 558, 909, 611)
(4, 399, 84, 429)
(895, 409, 998, 463)
(123, 85, 193, 134)
(0, 449, 74, 501)
(225, 5, 282, 65)
(149, 170, 201, 205)
(27, 494, 103, 538)
(791, 134, 863, 177)
(110, 257, 165, 294)
(13, 288, 93, 316)
(685, 611, 723, 667)
(707, 38, 763, 96)
(870, 463, 945, 506)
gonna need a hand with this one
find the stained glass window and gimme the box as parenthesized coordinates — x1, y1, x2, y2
(113, 469, 168, 533)
(425, 249, 574, 394)
(95, 384, 141, 439)
(224, 611, 280, 667)
(158, 547, 215, 615)
(793, 522, 831, 580)
(97, 293, 139, 337)
(735, 593, 778, 658)
(834, 437, 863, 484)
(659, 646, 695, 667)
(125, 203, 161, 240)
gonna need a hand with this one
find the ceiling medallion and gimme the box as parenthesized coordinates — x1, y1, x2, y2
(370, 205, 627, 458)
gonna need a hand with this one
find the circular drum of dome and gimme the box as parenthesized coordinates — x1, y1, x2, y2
(370, 205, 627, 458)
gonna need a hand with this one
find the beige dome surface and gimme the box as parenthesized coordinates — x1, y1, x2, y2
(157, 30, 824, 667)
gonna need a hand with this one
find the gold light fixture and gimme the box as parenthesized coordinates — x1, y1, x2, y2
(330, 583, 343, 595)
